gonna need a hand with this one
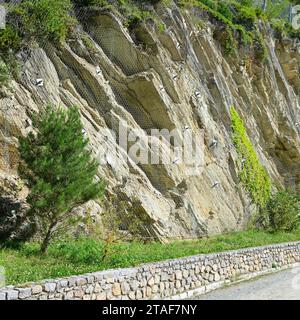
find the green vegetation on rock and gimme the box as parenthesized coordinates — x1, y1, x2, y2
(0, 0, 298, 80)
(260, 190, 300, 232)
(0, 0, 75, 86)
(230, 106, 271, 208)
(9, 0, 75, 43)
(178, 0, 270, 60)
(0, 26, 22, 53)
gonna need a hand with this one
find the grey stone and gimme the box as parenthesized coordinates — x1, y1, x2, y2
(18, 288, 32, 299)
(64, 291, 74, 300)
(94, 283, 102, 293)
(58, 280, 68, 288)
(6, 290, 19, 300)
(68, 278, 76, 287)
(86, 276, 95, 284)
(130, 280, 139, 291)
(161, 272, 169, 281)
(0, 292, 6, 300)
(74, 290, 84, 298)
(121, 282, 130, 295)
(44, 283, 56, 293)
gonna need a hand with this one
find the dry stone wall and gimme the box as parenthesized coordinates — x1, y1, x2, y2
(1, 241, 300, 300)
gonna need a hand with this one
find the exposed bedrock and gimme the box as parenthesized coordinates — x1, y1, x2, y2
(0, 5, 299, 240)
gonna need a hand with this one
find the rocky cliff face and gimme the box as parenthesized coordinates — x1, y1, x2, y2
(0, 3, 299, 240)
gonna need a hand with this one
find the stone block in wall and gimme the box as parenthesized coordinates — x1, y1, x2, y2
(6, 289, 19, 300)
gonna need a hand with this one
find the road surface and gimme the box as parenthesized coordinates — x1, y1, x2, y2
(193, 268, 300, 300)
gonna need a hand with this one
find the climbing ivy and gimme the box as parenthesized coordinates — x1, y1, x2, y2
(230, 106, 271, 208)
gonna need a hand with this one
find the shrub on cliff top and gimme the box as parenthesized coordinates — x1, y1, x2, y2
(10, 0, 76, 43)
(233, 4, 257, 31)
(0, 0, 76, 84)
(0, 0, 75, 56)
(0, 26, 22, 53)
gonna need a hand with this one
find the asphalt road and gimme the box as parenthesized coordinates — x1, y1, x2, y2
(193, 268, 300, 300)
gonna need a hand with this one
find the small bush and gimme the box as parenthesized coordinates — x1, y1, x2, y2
(265, 0, 291, 21)
(271, 19, 286, 39)
(284, 22, 300, 40)
(214, 25, 237, 55)
(81, 34, 98, 54)
(234, 5, 257, 31)
(0, 0, 76, 84)
(261, 191, 300, 232)
(0, 26, 22, 53)
(253, 31, 268, 62)
(117, 0, 153, 29)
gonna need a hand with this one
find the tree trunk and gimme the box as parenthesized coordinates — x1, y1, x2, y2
(101, 232, 115, 262)
(40, 222, 56, 254)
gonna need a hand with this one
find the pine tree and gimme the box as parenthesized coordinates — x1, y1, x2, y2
(19, 105, 105, 253)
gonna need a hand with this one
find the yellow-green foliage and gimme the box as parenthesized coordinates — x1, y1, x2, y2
(0, 26, 22, 53)
(117, 0, 153, 28)
(230, 106, 271, 208)
(81, 34, 99, 54)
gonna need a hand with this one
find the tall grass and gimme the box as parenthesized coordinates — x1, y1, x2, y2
(1, 229, 300, 286)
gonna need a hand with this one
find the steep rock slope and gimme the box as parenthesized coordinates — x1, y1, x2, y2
(0, 3, 299, 240)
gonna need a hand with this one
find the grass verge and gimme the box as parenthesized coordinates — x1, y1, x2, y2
(1, 229, 300, 286)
